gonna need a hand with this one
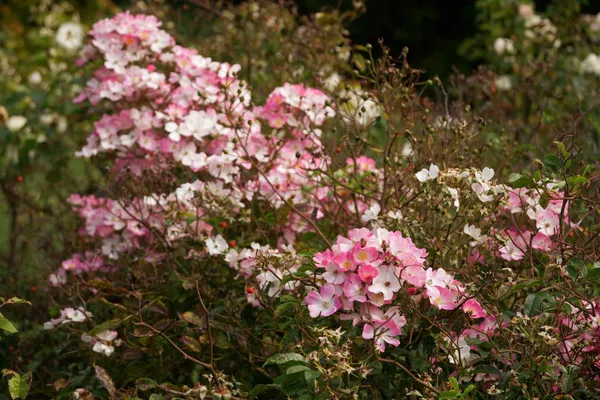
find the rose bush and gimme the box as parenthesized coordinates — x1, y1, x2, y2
(2, 1, 600, 400)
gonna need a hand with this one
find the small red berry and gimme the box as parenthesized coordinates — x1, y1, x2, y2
(8, 346, 14, 352)
(229, 240, 237, 247)
(16, 176, 23, 183)
(246, 287, 255, 294)
(220, 222, 227, 228)
(30, 286, 37, 293)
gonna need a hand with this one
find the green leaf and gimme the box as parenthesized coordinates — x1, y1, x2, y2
(274, 301, 296, 318)
(135, 378, 157, 391)
(566, 258, 586, 280)
(438, 390, 459, 399)
(0, 314, 18, 334)
(286, 365, 311, 375)
(180, 336, 201, 353)
(180, 311, 205, 328)
(264, 352, 305, 367)
(88, 318, 126, 336)
(523, 292, 556, 316)
(554, 141, 569, 159)
(3, 298, 31, 306)
(279, 327, 299, 351)
(508, 173, 533, 188)
(472, 365, 501, 375)
(449, 377, 459, 390)
(249, 384, 279, 399)
(585, 264, 600, 282)
(544, 154, 563, 173)
(7, 371, 31, 399)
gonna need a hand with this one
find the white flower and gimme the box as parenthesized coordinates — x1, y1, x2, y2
(448, 336, 473, 364)
(55, 22, 84, 51)
(7, 116, 27, 132)
(339, 88, 381, 126)
(415, 164, 440, 182)
(179, 110, 217, 140)
(96, 330, 118, 341)
(581, 54, 600, 76)
(400, 142, 413, 157)
(361, 203, 381, 223)
(64, 308, 89, 323)
(205, 235, 228, 255)
(387, 210, 403, 220)
(476, 167, 495, 183)
(495, 75, 512, 91)
(92, 342, 115, 356)
(591, 13, 600, 32)
(463, 224, 488, 245)
(446, 186, 460, 210)
(28, 71, 42, 85)
(493, 38, 515, 55)
(323, 72, 341, 92)
(81, 333, 93, 343)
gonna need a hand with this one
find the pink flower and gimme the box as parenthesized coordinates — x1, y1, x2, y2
(427, 286, 460, 310)
(305, 284, 341, 318)
(462, 298, 486, 318)
(358, 264, 379, 284)
(346, 156, 376, 172)
(322, 262, 346, 284)
(362, 319, 402, 352)
(534, 207, 560, 236)
(401, 265, 426, 287)
(343, 274, 367, 303)
(313, 249, 334, 268)
(333, 251, 356, 272)
(352, 245, 378, 264)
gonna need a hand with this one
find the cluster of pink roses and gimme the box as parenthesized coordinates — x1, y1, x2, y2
(305, 228, 486, 351)
(497, 183, 569, 261)
(558, 301, 600, 371)
(71, 12, 345, 245)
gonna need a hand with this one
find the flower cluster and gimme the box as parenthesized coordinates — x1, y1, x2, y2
(225, 243, 303, 306)
(82, 330, 121, 357)
(496, 182, 569, 261)
(305, 227, 485, 351)
(43, 307, 92, 329)
(70, 12, 340, 247)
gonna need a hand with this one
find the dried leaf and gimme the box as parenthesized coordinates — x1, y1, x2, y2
(94, 366, 116, 400)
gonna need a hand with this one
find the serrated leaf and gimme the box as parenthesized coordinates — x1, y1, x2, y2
(263, 352, 305, 367)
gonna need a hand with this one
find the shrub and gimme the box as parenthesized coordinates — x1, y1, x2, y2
(2, 1, 600, 399)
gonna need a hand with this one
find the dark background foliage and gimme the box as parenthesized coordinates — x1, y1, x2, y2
(54, 0, 600, 79)
(299, 0, 600, 78)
